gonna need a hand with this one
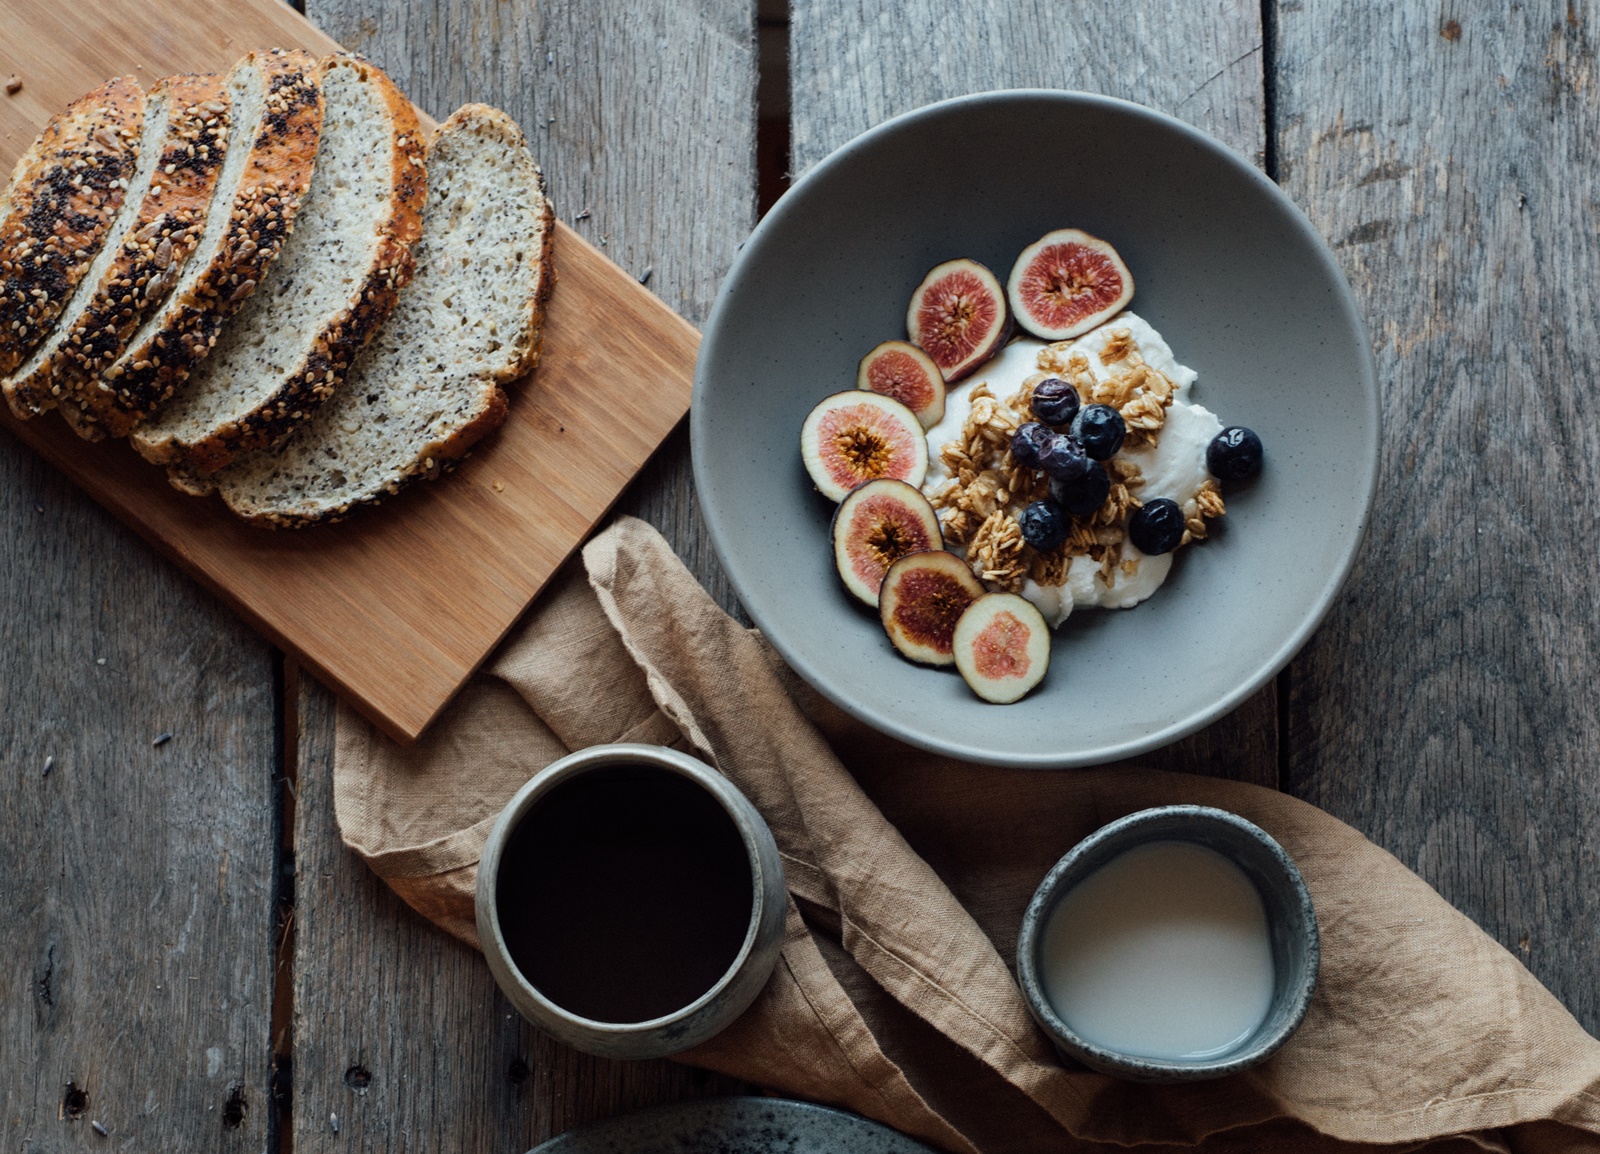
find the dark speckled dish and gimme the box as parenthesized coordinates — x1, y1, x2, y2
(527, 1097, 936, 1154)
(691, 90, 1379, 768)
(1015, 805, 1319, 1081)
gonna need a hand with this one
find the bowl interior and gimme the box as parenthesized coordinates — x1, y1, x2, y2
(692, 91, 1378, 768)
(1016, 806, 1319, 1079)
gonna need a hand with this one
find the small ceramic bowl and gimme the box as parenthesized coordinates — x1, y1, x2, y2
(1015, 805, 1319, 1081)
(475, 743, 786, 1060)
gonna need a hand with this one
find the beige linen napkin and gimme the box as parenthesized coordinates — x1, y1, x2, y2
(334, 516, 1600, 1154)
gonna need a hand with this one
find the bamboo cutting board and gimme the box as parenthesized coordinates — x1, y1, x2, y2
(0, 0, 698, 742)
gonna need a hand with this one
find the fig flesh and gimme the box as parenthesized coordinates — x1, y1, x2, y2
(801, 391, 929, 502)
(831, 479, 943, 607)
(878, 550, 985, 666)
(1007, 229, 1134, 340)
(953, 593, 1051, 704)
(906, 258, 1012, 382)
(857, 340, 946, 429)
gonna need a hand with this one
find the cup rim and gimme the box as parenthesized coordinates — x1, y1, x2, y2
(1015, 804, 1320, 1080)
(476, 742, 773, 1035)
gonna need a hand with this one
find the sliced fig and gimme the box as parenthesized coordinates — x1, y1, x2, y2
(1007, 229, 1134, 340)
(857, 340, 946, 429)
(801, 391, 928, 502)
(906, 258, 1012, 382)
(878, 550, 985, 666)
(953, 593, 1051, 704)
(831, 479, 943, 607)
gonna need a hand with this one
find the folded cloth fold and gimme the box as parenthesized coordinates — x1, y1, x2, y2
(333, 516, 1600, 1154)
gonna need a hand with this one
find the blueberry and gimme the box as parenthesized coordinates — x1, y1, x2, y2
(1037, 432, 1091, 480)
(1070, 404, 1126, 460)
(1049, 460, 1110, 517)
(1010, 422, 1054, 469)
(1128, 498, 1185, 555)
(1030, 377, 1081, 426)
(1018, 500, 1070, 551)
(1207, 426, 1263, 481)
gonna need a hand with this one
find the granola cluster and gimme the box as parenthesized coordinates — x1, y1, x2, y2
(927, 326, 1225, 595)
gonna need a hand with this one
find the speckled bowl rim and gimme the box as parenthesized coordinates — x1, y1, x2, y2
(1014, 805, 1320, 1081)
(475, 743, 785, 1052)
(527, 1096, 937, 1154)
(691, 89, 1381, 769)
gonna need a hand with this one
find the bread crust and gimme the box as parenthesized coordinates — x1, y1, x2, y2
(0, 76, 144, 376)
(138, 54, 427, 476)
(66, 49, 324, 440)
(227, 103, 556, 529)
(6, 74, 230, 417)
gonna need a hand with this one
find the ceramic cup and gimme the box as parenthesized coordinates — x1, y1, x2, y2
(1015, 805, 1319, 1081)
(475, 743, 786, 1060)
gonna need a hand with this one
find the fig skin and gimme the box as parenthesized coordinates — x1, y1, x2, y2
(857, 340, 946, 429)
(906, 258, 1013, 383)
(878, 550, 985, 666)
(831, 479, 943, 607)
(800, 390, 929, 502)
(1007, 229, 1134, 340)
(953, 593, 1051, 704)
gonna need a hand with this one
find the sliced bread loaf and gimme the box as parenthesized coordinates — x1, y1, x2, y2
(0, 76, 144, 376)
(214, 104, 555, 528)
(134, 54, 425, 481)
(4, 73, 230, 418)
(61, 49, 324, 441)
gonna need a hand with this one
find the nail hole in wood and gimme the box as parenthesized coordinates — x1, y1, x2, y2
(222, 1084, 247, 1129)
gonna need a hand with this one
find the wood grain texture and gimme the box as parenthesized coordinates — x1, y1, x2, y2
(789, 0, 1265, 174)
(291, 0, 760, 1148)
(0, 422, 278, 1145)
(1275, 0, 1600, 1031)
(0, 0, 702, 744)
(789, 0, 1276, 786)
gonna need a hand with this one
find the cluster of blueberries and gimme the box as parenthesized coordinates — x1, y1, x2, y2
(1009, 377, 1262, 558)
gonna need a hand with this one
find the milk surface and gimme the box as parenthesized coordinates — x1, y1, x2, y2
(1039, 840, 1274, 1060)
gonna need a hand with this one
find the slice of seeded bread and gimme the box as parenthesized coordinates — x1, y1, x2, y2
(213, 103, 555, 528)
(61, 49, 324, 441)
(5, 74, 230, 418)
(0, 76, 144, 377)
(134, 54, 425, 482)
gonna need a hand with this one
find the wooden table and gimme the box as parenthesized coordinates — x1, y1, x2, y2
(4, 0, 1596, 1148)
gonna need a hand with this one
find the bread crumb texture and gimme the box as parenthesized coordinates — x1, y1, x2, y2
(217, 102, 554, 528)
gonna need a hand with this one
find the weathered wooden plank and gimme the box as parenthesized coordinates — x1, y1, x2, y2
(790, 0, 1265, 174)
(789, 0, 1276, 786)
(0, 434, 279, 1144)
(1276, 1, 1600, 1031)
(290, 0, 760, 1147)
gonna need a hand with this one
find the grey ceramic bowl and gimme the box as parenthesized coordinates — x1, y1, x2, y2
(692, 90, 1379, 768)
(528, 1096, 936, 1154)
(475, 744, 786, 1060)
(1015, 805, 1319, 1081)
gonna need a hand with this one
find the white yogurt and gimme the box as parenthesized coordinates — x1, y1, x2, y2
(1038, 840, 1275, 1061)
(922, 313, 1222, 627)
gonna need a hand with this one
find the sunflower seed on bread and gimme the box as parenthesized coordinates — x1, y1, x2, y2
(4, 73, 231, 418)
(212, 103, 555, 528)
(0, 76, 143, 377)
(135, 54, 425, 482)
(60, 49, 324, 441)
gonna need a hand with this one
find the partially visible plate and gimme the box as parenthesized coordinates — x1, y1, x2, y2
(527, 1097, 936, 1154)
(692, 90, 1379, 768)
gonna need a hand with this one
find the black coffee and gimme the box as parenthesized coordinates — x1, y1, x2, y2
(495, 764, 755, 1024)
